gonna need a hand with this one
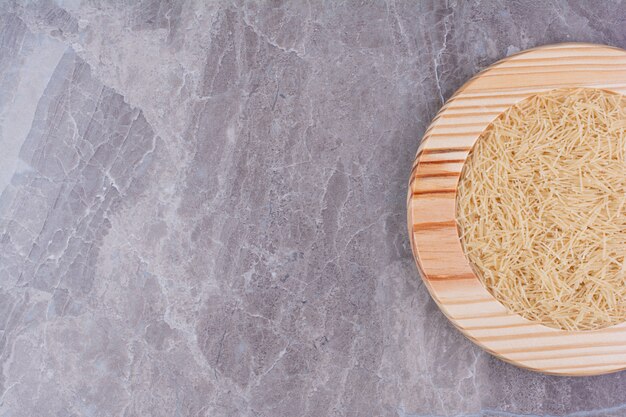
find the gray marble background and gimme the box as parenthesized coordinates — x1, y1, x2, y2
(1, 1, 626, 416)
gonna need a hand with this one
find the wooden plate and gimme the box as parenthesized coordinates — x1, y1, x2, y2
(408, 43, 626, 376)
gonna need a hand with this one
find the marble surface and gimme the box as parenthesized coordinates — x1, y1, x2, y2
(2, 1, 626, 416)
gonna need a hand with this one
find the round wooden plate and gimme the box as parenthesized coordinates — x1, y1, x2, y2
(408, 43, 626, 376)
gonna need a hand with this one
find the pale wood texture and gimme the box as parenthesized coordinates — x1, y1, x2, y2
(408, 43, 626, 376)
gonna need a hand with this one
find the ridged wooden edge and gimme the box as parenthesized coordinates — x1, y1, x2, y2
(408, 43, 626, 376)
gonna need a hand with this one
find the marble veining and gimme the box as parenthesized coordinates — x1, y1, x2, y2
(2, 1, 626, 416)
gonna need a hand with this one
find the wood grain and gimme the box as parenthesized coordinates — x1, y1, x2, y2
(408, 43, 626, 376)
